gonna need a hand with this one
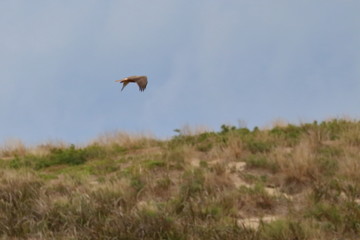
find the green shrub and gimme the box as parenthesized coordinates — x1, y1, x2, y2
(220, 124, 236, 134)
(306, 202, 342, 230)
(259, 220, 309, 240)
(196, 142, 213, 152)
(316, 157, 338, 177)
(180, 169, 205, 199)
(307, 180, 360, 234)
(8, 154, 48, 169)
(49, 144, 87, 165)
(270, 124, 303, 144)
(144, 159, 166, 169)
(130, 175, 145, 192)
(110, 143, 128, 154)
(244, 154, 277, 171)
(245, 139, 273, 153)
(8, 145, 88, 170)
(82, 144, 107, 159)
(88, 159, 119, 175)
(164, 148, 186, 170)
(9, 156, 30, 169)
(236, 127, 251, 135)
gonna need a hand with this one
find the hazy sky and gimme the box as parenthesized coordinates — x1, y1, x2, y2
(1, 1, 360, 144)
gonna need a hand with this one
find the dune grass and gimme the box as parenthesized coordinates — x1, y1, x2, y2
(0, 119, 359, 239)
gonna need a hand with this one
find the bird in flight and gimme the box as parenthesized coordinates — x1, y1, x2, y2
(115, 75, 148, 92)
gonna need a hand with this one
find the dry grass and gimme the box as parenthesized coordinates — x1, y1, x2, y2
(0, 119, 359, 239)
(0, 138, 27, 158)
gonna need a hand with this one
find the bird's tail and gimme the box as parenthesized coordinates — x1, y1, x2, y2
(121, 82, 129, 91)
(115, 79, 128, 91)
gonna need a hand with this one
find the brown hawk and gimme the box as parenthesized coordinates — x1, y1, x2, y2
(115, 75, 148, 92)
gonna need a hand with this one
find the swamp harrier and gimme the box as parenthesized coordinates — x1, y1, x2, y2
(115, 75, 148, 92)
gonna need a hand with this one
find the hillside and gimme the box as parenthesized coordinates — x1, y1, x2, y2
(0, 119, 360, 239)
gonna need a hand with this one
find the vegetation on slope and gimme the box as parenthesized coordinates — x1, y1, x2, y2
(0, 119, 360, 239)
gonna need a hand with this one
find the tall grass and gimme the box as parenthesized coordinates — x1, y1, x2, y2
(0, 118, 359, 239)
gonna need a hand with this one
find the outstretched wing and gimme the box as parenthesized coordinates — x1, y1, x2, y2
(135, 76, 148, 91)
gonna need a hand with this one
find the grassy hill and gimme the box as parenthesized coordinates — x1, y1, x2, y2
(0, 119, 360, 239)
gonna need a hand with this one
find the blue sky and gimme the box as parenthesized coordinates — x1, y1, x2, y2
(1, 1, 360, 144)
